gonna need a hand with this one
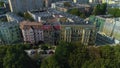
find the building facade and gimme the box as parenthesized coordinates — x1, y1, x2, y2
(73, 0, 89, 3)
(42, 21, 61, 45)
(89, 0, 102, 4)
(89, 15, 105, 32)
(60, 24, 96, 45)
(0, 21, 22, 44)
(89, 15, 120, 41)
(8, 0, 44, 12)
(29, 9, 97, 45)
(20, 21, 44, 44)
(102, 0, 119, 4)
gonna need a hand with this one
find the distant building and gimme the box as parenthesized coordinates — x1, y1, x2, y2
(52, 0, 72, 3)
(102, 0, 120, 9)
(0, 21, 22, 44)
(51, 1, 91, 12)
(75, 0, 89, 3)
(89, 0, 102, 4)
(113, 18, 120, 39)
(102, 0, 119, 4)
(20, 21, 44, 44)
(60, 21, 96, 45)
(0, 13, 24, 45)
(89, 15, 120, 41)
(8, 0, 44, 12)
(109, 4, 120, 9)
(43, 19, 61, 45)
(89, 15, 105, 32)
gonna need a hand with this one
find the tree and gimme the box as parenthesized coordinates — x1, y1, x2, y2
(101, 3, 107, 14)
(92, 3, 107, 15)
(87, 59, 105, 68)
(108, 8, 120, 17)
(64, 2, 71, 7)
(113, 45, 120, 67)
(24, 12, 34, 21)
(99, 45, 115, 59)
(68, 8, 81, 16)
(68, 8, 86, 18)
(80, 13, 86, 19)
(0, 1, 4, 7)
(17, 12, 24, 17)
(41, 45, 49, 50)
(54, 41, 76, 68)
(68, 45, 89, 68)
(1, 43, 120, 68)
(40, 55, 60, 68)
(3, 45, 36, 68)
(0, 46, 8, 68)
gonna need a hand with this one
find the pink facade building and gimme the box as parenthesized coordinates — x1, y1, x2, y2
(20, 21, 43, 44)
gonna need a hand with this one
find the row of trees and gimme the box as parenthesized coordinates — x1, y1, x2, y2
(64, 2, 71, 7)
(0, 1, 4, 7)
(68, 8, 86, 18)
(40, 41, 120, 68)
(89, 3, 120, 17)
(92, 3, 107, 15)
(0, 44, 37, 68)
(67, 3, 120, 18)
(0, 42, 120, 68)
(108, 8, 120, 17)
(67, 3, 107, 18)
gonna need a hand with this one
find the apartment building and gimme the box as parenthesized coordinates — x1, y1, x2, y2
(60, 22, 96, 45)
(89, 15, 105, 32)
(89, 15, 120, 41)
(20, 21, 43, 44)
(0, 21, 22, 44)
(51, 1, 91, 13)
(74, 0, 89, 3)
(43, 19, 61, 45)
(102, 0, 119, 4)
(89, 0, 102, 4)
(8, 0, 44, 12)
(29, 9, 97, 45)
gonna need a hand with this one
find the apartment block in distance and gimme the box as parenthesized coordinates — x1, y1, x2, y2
(20, 21, 44, 44)
(89, 15, 120, 41)
(0, 21, 22, 44)
(60, 21, 96, 45)
(8, 0, 44, 12)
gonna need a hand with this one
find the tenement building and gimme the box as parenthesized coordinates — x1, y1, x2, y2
(20, 21, 44, 44)
(0, 21, 22, 44)
(60, 21, 96, 45)
(28, 9, 97, 45)
(8, 0, 44, 12)
(89, 15, 120, 41)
